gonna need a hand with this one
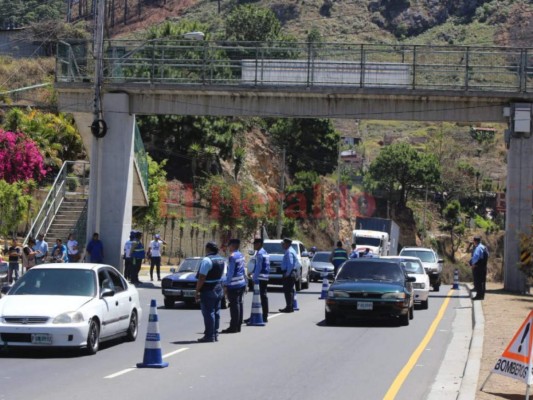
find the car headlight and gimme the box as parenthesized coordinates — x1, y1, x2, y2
(328, 291, 349, 298)
(412, 282, 425, 289)
(382, 292, 406, 299)
(53, 311, 84, 324)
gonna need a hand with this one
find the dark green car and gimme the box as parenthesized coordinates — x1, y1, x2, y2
(325, 258, 416, 326)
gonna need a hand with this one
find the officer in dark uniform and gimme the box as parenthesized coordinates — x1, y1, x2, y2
(245, 237, 270, 324)
(330, 241, 348, 276)
(195, 241, 225, 342)
(279, 238, 298, 313)
(222, 239, 246, 333)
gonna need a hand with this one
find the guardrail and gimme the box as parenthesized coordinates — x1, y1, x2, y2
(56, 40, 532, 93)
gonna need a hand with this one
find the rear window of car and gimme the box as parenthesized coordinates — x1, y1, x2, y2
(400, 250, 436, 263)
(312, 252, 330, 262)
(337, 261, 404, 282)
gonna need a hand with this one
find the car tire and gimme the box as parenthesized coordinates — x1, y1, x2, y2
(85, 318, 100, 355)
(409, 305, 414, 320)
(421, 299, 429, 310)
(399, 313, 409, 326)
(295, 275, 302, 292)
(164, 297, 175, 309)
(126, 310, 138, 342)
(325, 311, 336, 326)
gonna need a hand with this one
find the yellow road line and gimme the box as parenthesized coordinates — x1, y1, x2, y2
(383, 290, 455, 400)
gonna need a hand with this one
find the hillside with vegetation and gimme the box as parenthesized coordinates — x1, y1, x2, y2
(0, 0, 531, 282)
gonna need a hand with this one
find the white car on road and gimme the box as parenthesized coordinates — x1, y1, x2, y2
(0, 263, 142, 354)
(382, 255, 430, 309)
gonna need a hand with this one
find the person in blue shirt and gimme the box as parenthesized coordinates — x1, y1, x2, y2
(349, 243, 359, 259)
(86, 232, 104, 263)
(469, 236, 489, 300)
(221, 239, 246, 333)
(33, 233, 48, 265)
(248, 237, 270, 323)
(195, 241, 225, 342)
(51, 239, 68, 263)
(279, 238, 298, 313)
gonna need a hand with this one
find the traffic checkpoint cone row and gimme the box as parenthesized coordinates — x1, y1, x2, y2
(247, 283, 265, 326)
(452, 269, 460, 290)
(319, 274, 329, 299)
(137, 299, 169, 368)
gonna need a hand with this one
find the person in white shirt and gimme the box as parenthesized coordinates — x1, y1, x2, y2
(123, 231, 135, 282)
(148, 234, 165, 281)
(67, 233, 80, 262)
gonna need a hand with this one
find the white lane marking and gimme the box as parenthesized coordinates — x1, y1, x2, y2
(269, 313, 284, 319)
(104, 347, 189, 379)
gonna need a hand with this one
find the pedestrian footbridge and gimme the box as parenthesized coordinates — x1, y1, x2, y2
(54, 40, 533, 290)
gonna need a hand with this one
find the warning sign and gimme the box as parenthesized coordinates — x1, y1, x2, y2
(492, 311, 533, 384)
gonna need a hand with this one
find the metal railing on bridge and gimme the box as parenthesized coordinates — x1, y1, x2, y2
(56, 40, 532, 93)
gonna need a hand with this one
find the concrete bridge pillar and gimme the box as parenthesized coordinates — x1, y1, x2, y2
(86, 93, 134, 272)
(504, 103, 533, 293)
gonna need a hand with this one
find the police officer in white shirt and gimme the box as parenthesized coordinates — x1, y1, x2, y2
(148, 233, 165, 281)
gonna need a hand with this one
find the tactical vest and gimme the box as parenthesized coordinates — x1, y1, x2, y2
(198, 255, 225, 290)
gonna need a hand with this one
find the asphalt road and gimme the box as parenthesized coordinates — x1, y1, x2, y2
(0, 282, 461, 400)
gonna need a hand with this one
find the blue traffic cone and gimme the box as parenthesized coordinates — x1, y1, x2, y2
(247, 283, 265, 326)
(319, 274, 329, 299)
(293, 291, 300, 311)
(452, 269, 460, 290)
(137, 299, 169, 368)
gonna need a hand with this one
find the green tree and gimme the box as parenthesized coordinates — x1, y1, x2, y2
(133, 156, 168, 228)
(442, 199, 462, 261)
(365, 142, 441, 208)
(0, 180, 32, 240)
(225, 5, 281, 42)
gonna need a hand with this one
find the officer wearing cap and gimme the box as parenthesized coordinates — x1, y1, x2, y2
(123, 231, 135, 282)
(279, 238, 298, 313)
(249, 237, 270, 322)
(469, 235, 489, 300)
(195, 241, 225, 342)
(221, 239, 246, 333)
(148, 233, 165, 281)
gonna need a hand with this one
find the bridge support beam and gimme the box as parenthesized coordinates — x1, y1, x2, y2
(504, 104, 533, 293)
(86, 93, 134, 272)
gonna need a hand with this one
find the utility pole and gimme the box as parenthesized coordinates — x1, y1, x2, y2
(276, 146, 286, 239)
(334, 140, 341, 242)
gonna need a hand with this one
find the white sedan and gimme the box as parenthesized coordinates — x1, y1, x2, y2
(0, 263, 142, 354)
(381, 256, 430, 309)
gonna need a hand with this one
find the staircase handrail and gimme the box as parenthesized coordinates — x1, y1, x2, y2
(24, 160, 89, 246)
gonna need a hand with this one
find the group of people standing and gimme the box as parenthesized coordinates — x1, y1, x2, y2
(123, 231, 166, 285)
(195, 237, 273, 343)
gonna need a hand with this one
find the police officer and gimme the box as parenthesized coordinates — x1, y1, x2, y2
(469, 236, 489, 300)
(130, 231, 145, 285)
(330, 241, 348, 276)
(123, 231, 135, 282)
(222, 239, 246, 333)
(247, 237, 270, 323)
(195, 241, 225, 342)
(279, 238, 298, 313)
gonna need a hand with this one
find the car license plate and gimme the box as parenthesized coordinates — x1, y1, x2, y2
(31, 333, 52, 345)
(357, 302, 373, 310)
(182, 290, 196, 297)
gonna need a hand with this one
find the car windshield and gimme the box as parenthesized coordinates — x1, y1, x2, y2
(178, 259, 202, 273)
(354, 237, 381, 247)
(337, 262, 404, 282)
(400, 260, 425, 274)
(401, 250, 436, 263)
(312, 252, 331, 262)
(263, 242, 298, 254)
(9, 268, 96, 296)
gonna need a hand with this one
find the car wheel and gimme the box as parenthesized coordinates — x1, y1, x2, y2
(295, 276, 302, 292)
(85, 318, 100, 355)
(164, 297, 175, 309)
(421, 299, 429, 310)
(399, 313, 409, 326)
(126, 310, 138, 342)
(409, 305, 414, 320)
(325, 311, 336, 326)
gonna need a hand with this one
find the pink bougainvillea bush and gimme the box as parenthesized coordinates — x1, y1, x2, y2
(0, 129, 47, 183)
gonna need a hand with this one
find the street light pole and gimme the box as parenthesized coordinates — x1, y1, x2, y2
(276, 146, 286, 239)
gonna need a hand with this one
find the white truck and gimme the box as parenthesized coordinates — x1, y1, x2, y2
(352, 217, 400, 257)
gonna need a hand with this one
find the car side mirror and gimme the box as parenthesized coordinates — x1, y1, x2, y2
(101, 288, 115, 297)
(248, 249, 255, 256)
(407, 276, 416, 282)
